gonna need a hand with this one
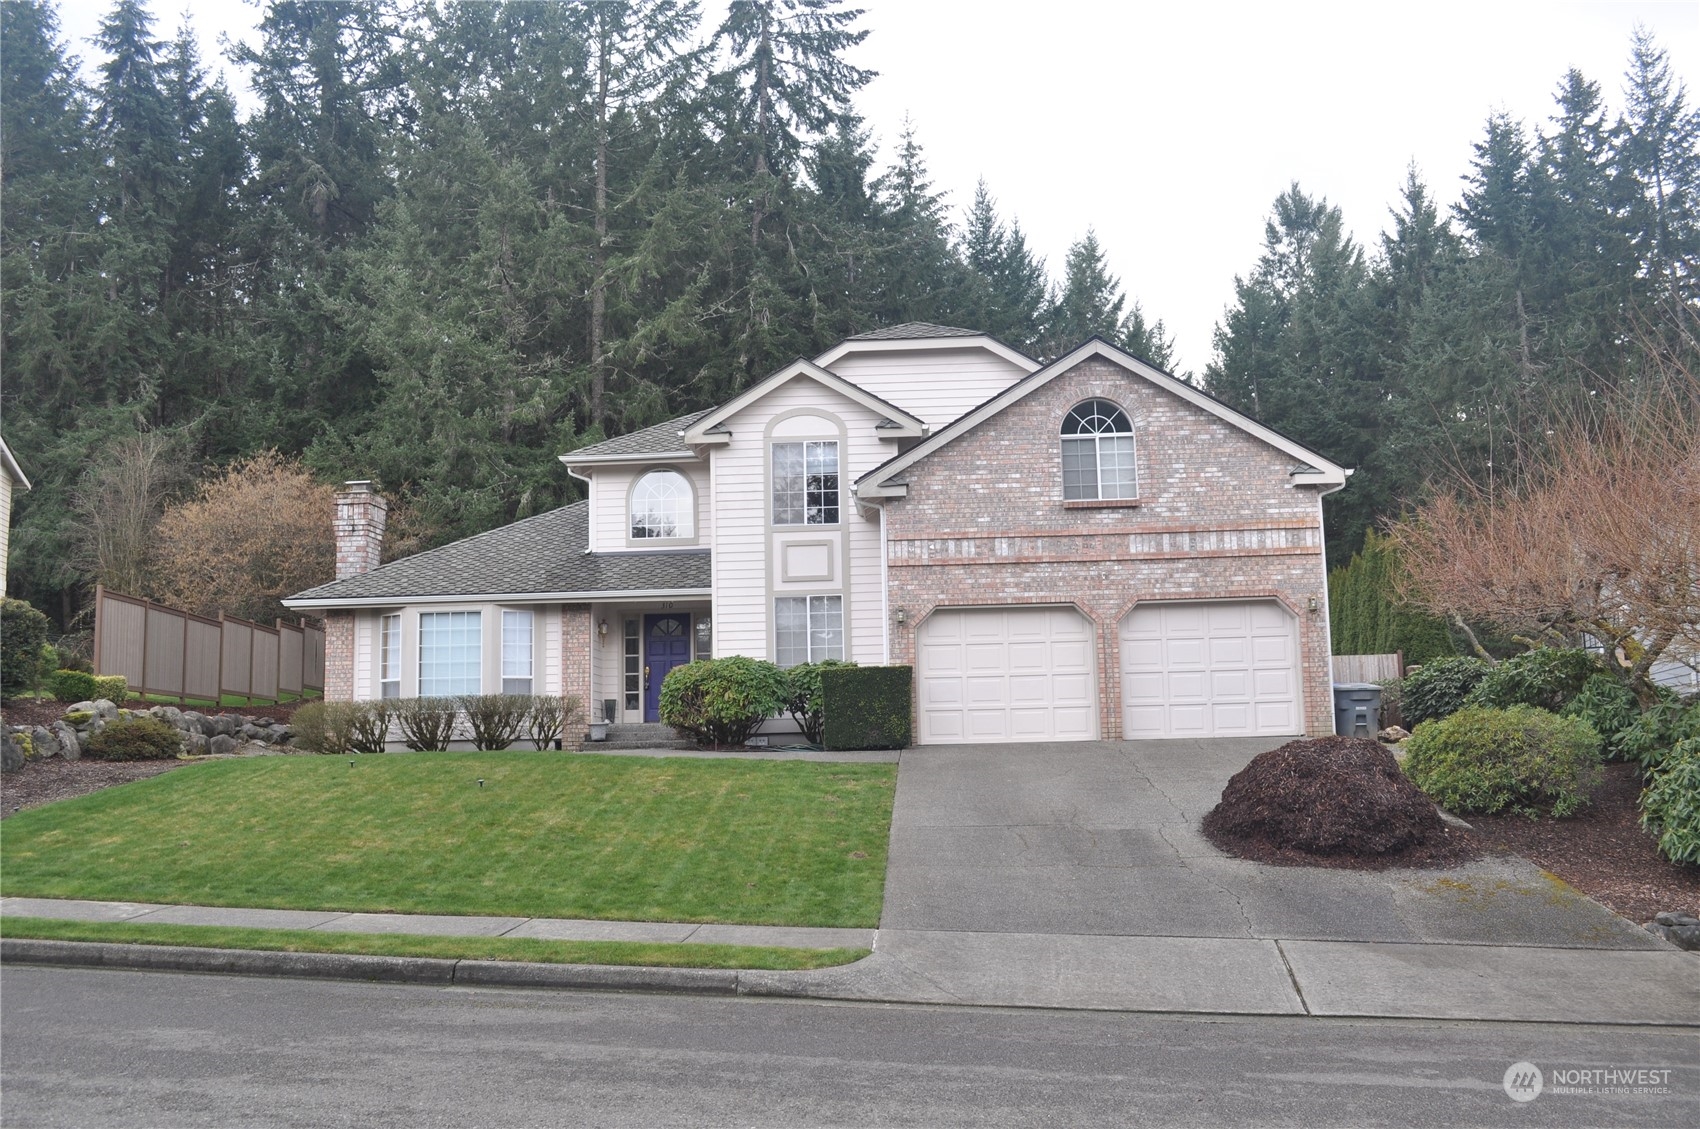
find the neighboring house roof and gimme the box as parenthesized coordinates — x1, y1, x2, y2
(856, 337, 1351, 499)
(845, 322, 982, 341)
(562, 409, 713, 464)
(0, 436, 30, 491)
(283, 502, 710, 609)
(683, 358, 926, 445)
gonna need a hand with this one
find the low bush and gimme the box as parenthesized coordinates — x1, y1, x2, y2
(1, 598, 50, 695)
(85, 717, 184, 761)
(1400, 657, 1490, 726)
(784, 660, 855, 745)
(1465, 647, 1600, 712)
(393, 696, 459, 751)
(1403, 705, 1603, 818)
(349, 701, 391, 755)
(48, 669, 99, 704)
(659, 657, 788, 746)
(1640, 741, 1700, 865)
(92, 674, 129, 702)
(525, 695, 582, 750)
(1615, 699, 1700, 773)
(293, 701, 358, 755)
(1560, 674, 1642, 748)
(821, 665, 912, 750)
(460, 693, 530, 750)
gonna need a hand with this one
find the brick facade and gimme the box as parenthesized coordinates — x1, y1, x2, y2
(561, 604, 593, 740)
(323, 611, 355, 702)
(885, 357, 1335, 738)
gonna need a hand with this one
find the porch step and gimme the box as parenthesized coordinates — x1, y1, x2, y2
(586, 723, 696, 751)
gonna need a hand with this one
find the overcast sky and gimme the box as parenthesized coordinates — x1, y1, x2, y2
(51, 0, 1700, 373)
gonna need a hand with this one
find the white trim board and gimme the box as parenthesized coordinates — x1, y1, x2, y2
(284, 588, 712, 611)
(813, 333, 1041, 375)
(684, 359, 926, 445)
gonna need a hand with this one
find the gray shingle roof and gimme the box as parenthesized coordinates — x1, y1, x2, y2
(286, 502, 709, 605)
(846, 322, 981, 341)
(565, 410, 712, 460)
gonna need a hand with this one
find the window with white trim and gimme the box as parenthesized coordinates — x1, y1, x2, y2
(379, 614, 401, 699)
(419, 611, 481, 697)
(1061, 399, 1138, 500)
(772, 440, 839, 525)
(630, 469, 694, 539)
(501, 609, 533, 695)
(775, 595, 843, 667)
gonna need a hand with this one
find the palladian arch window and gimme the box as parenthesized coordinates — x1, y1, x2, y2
(1061, 399, 1138, 500)
(630, 469, 694, 539)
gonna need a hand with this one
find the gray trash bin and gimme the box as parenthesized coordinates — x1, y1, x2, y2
(1333, 683, 1383, 738)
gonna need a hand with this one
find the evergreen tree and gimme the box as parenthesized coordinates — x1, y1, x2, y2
(1042, 229, 1174, 367)
(959, 179, 1050, 352)
(1617, 28, 1700, 310)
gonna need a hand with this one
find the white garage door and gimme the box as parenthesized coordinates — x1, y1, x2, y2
(1121, 600, 1301, 738)
(917, 607, 1098, 744)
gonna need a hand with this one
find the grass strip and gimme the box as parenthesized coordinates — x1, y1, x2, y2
(0, 916, 867, 971)
(0, 752, 896, 927)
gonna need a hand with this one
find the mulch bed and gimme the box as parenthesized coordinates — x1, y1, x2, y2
(1, 757, 186, 819)
(1463, 760, 1699, 923)
(1202, 735, 1482, 871)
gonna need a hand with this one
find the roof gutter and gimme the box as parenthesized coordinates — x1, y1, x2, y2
(284, 587, 713, 611)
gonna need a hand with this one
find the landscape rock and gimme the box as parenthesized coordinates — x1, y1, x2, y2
(1377, 726, 1410, 743)
(212, 714, 238, 738)
(50, 720, 81, 761)
(207, 734, 238, 756)
(73, 728, 90, 753)
(1647, 918, 1700, 951)
(149, 705, 185, 727)
(241, 722, 264, 741)
(30, 726, 58, 760)
(68, 701, 98, 716)
(182, 732, 209, 756)
(2, 731, 24, 773)
(91, 699, 119, 720)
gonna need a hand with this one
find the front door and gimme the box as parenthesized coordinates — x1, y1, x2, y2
(643, 613, 692, 722)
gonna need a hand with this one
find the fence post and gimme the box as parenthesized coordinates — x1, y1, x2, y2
(217, 612, 227, 706)
(93, 583, 105, 676)
(138, 598, 150, 702)
(1396, 650, 1405, 679)
(179, 612, 190, 705)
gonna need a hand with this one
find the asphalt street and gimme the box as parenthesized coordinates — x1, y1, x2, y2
(2, 966, 1695, 1128)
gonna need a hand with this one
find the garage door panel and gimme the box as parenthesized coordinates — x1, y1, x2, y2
(918, 607, 1099, 744)
(1120, 600, 1302, 739)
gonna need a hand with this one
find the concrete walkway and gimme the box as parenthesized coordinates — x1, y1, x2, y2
(0, 897, 874, 951)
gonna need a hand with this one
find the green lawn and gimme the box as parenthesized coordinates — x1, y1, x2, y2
(0, 917, 867, 970)
(0, 752, 896, 927)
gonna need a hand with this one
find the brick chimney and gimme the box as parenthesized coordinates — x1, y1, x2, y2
(334, 481, 388, 579)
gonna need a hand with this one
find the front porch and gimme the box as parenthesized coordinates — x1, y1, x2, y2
(584, 600, 713, 726)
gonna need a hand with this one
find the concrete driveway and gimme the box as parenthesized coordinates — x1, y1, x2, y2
(880, 738, 1662, 948)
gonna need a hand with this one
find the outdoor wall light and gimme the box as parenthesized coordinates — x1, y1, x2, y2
(597, 619, 609, 639)
(1307, 596, 1319, 612)
(894, 608, 907, 625)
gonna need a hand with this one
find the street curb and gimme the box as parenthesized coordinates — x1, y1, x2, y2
(0, 938, 753, 995)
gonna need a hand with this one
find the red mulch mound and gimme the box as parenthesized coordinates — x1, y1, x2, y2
(1202, 736, 1479, 870)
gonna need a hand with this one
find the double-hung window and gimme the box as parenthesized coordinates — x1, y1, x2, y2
(501, 609, 533, 695)
(419, 611, 481, 697)
(1061, 399, 1138, 500)
(772, 440, 839, 525)
(775, 595, 843, 667)
(379, 614, 401, 699)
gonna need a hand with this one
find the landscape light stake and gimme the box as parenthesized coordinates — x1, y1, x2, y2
(478, 779, 485, 789)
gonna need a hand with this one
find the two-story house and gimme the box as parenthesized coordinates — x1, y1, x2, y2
(285, 324, 1349, 744)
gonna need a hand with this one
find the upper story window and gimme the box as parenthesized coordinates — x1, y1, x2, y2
(1061, 399, 1138, 500)
(630, 469, 694, 539)
(772, 440, 839, 525)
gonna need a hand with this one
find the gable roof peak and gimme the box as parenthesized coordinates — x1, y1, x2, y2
(845, 322, 981, 341)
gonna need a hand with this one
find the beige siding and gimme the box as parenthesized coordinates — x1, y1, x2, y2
(353, 612, 375, 700)
(824, 347, 1029, 430)
(586, 461, 711, 554)
(543, 604, 562, 694)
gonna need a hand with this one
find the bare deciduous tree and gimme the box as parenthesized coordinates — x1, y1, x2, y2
(72, 432, 188, 599)
(1388, 356, 1700, 694)
(151, 452, 336, 625)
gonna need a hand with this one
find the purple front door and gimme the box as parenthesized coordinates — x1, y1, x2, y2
(643, 614, 692, 722)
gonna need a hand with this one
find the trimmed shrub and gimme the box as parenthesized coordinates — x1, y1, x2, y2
(349, 701, 391, 755)
(1615, 699, 1700, 773)
(1465, 647, 1600, 712)
(1640, 740, 1700, 865)
(1, 598, 50, 695)
(92, 674, 129, 702)
(525, 695, 582, 750)
(784, 659, 855, 745)
(393, 696, 459, 751)
(85, 717, 184, 761)
(1560, 674, 1641, 748)
(48, 669, 99, 704)
(293, 701, 358, 755)
(1400, 657, 1490, 726)
(659, 657, 788, 746)
(460, 693, 530, 750)
(1403, 705, 1603, 818)
(821, 665, 912, 750)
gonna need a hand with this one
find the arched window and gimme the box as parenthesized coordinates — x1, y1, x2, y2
(1060, 399, 1137, 500)
(630, 469, 694, 539)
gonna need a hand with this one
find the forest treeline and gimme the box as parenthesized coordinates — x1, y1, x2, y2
(2, 0, 1696, 631)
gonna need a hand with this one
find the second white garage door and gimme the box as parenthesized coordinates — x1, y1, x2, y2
(917, 607, 1097, 744)
(1120, 600, 1302, 738)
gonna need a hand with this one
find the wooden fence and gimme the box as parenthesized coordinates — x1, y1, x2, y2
(93, 585, 324, 704)
(1331, 653, 1404, 684)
